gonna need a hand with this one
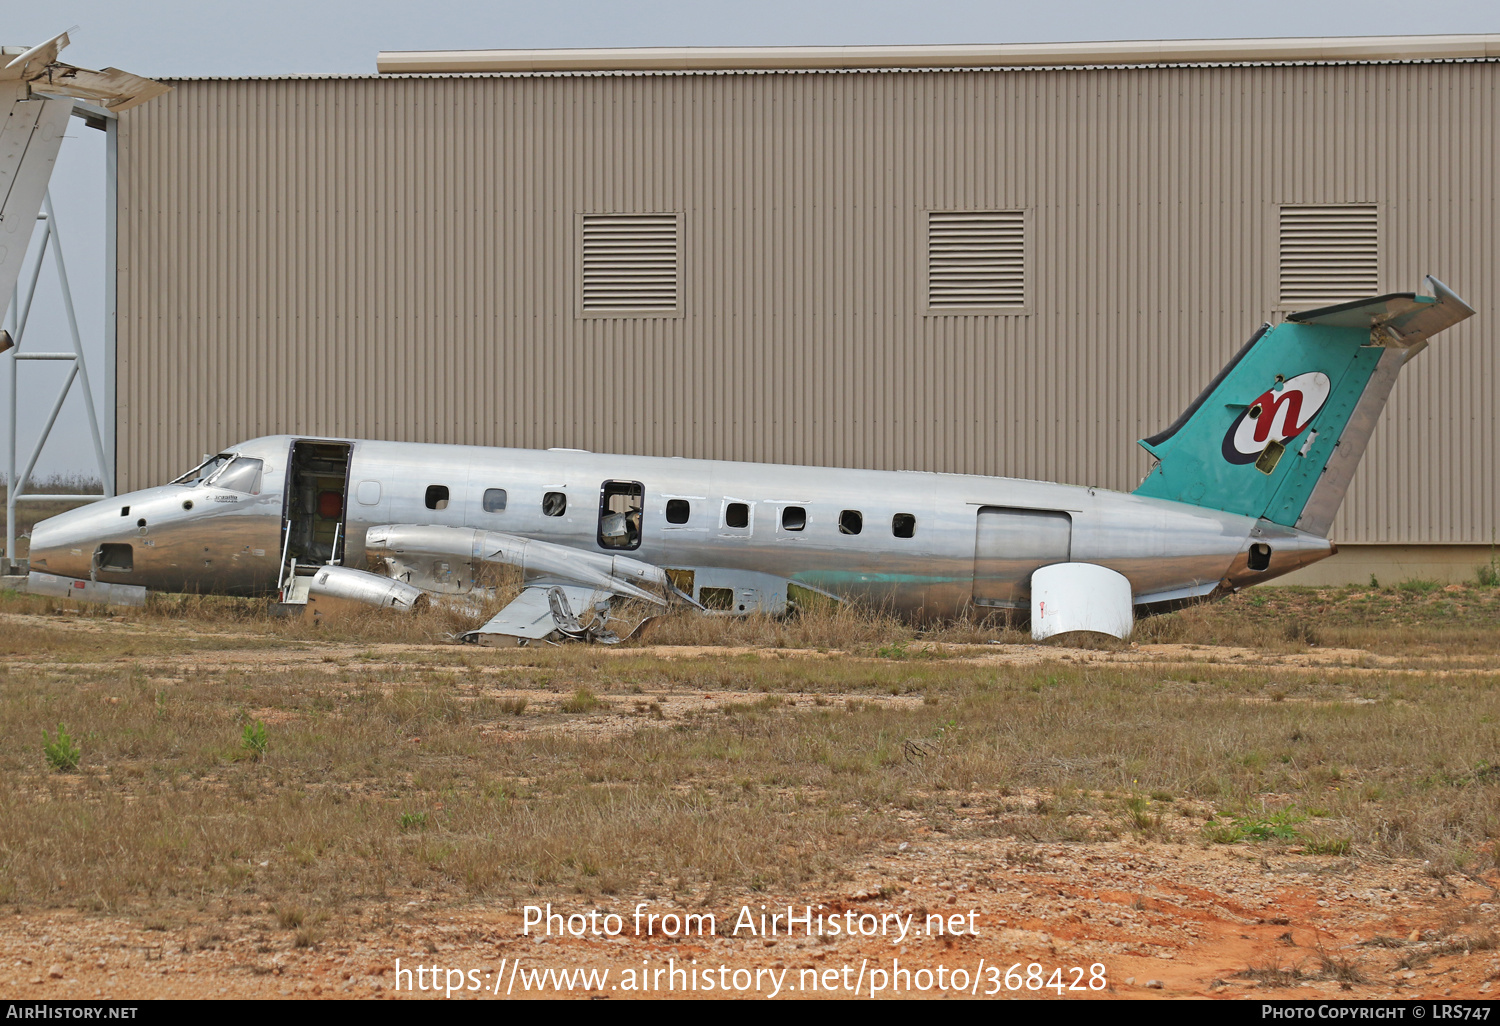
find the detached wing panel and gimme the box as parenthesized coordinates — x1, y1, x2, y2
(465, 584, 615, 644)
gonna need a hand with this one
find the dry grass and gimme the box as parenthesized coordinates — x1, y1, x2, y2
(1238, 957, 1310, 988)
(3, 574, 1495, 656)
(0, 583, 1498, 919)
(1137, 583, 1500, 656)
(1314, 941, 1369, 984)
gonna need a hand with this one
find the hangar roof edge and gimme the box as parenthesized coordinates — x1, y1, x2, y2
(164, 55, 1500, 82)
(370, 35, 1500, 75)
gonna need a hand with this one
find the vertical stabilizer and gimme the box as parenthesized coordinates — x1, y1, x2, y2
(1134, 278, 1475, 535)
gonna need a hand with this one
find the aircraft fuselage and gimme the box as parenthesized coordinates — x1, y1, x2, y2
(27, 435, 1334, 618)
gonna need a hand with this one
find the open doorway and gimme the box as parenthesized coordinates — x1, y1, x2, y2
(283, 441, 352, 568)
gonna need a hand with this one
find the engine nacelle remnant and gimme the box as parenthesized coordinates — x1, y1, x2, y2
(307, 565, 428, 611)
(1030, 562, 1134, 641)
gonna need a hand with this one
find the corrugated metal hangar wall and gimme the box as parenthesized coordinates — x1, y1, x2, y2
(115, 60, 1498, 568)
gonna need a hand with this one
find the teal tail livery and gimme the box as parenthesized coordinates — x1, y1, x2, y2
(1134, 277, 1474, 536)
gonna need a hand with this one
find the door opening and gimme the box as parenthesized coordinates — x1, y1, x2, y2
(283, 441, 352, 574)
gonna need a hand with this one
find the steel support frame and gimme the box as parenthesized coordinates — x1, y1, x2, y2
(3, 101, 116, 576)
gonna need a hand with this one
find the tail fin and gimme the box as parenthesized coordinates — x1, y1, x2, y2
(1134, 277, 1474, 536)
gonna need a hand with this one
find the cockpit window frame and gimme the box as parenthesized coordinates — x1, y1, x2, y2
(171, 454, 232, 486)
(170, 452, 263, 494)
(206, 456, 264, 494)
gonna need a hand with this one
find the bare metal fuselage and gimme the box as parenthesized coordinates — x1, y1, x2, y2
(27, 435, 1332, 617)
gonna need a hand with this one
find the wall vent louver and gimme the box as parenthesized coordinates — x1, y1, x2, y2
(927, 210, 1026, 310)
(1278, 205, 1379, 304)
(581, 213, 679, 312)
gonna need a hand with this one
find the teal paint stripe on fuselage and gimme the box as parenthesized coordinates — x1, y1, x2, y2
(793, 571, 968, 588)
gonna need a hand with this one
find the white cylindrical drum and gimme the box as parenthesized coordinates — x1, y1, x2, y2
(1030, 562, 1134, 640)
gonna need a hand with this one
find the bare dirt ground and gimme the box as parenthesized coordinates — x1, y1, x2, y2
(2, 833, 1497, 1000)
(3, 585, 1500, 1000)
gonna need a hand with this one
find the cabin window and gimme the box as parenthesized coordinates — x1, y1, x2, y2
(892, 513, 916, 538)
(781, 506, 806, 531)
(542, 491, 567, 517)
(598, 480, 644, 551)
(725, 502, 750, 529)
(665, 499, 690, 524)
(839, 510, 863, 535)
(425, 485, 450, 510)
(482, 488, 508, 513)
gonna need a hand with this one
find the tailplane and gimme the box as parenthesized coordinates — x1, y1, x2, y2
(1134, 277, 1474, 536)
(1, 32, 170, 322)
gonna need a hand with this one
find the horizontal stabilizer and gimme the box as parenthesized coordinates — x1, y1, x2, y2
(35, 65, 172, 112)
(1288, 275, 1474, 352)
(2, 31, 171, 110)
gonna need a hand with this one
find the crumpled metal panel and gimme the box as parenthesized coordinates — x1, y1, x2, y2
(26, 571, 145, 606)
(465, 584, 613, 643)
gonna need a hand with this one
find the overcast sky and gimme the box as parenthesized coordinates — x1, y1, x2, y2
(6, 0, 1499, 480)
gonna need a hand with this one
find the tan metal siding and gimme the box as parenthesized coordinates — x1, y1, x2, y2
(117, 64, 1499, 544)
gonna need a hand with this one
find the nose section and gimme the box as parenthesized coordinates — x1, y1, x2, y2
(28, 495, 142, 577)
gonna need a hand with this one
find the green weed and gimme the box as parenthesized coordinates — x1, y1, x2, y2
(42, 723, 81, 772)
(240, 720, 269, 761)
(1206, 806, 1308, 844)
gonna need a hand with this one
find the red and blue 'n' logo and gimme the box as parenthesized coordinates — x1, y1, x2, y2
(1221, 372, 1330, 465)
